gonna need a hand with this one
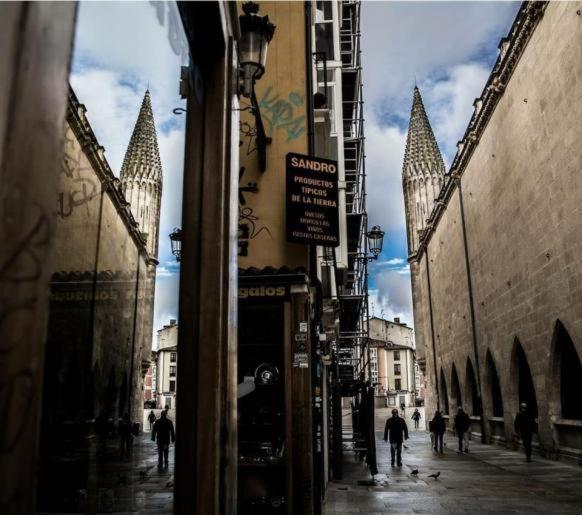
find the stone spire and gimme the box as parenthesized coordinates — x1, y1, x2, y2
(120, 90, 163, 258)
(402, 86, 446, 256)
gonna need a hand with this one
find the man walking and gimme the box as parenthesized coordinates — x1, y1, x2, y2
(147, 410, 156, 431)
(453, 406, 471, 453)
(514, 402, 536, 462)
(411, 408, 421, 429)
(384, 408, 409, 467)
(152, 410, 175, 469)
(430, 410, 446, 453)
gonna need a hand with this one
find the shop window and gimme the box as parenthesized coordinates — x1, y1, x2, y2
(36, 2, 188, 512)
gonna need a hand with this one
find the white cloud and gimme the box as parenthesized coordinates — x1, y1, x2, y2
(71, 1, 188, 340)
(376, 257, 406, 266)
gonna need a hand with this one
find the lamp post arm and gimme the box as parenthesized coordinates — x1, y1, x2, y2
(251, 87, 269, 172)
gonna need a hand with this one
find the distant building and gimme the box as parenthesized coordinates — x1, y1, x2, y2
(144, 350, 157, 405)
(156, 319, 178, 410)
(369, 317, 418, 409)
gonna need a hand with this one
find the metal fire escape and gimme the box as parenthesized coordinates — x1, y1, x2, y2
(338, 0, 370, 382)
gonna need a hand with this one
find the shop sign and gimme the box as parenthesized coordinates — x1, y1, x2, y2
(286, 152, 339, 247)
(238, 285, 289, 299)
(293, 352, 309, 368)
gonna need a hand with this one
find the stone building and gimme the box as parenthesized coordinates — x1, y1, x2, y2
(404, 1, 582, 462)
(37, 87, 162, 507)
(369, 317, 417, 409)
(120, 90, 163, 258)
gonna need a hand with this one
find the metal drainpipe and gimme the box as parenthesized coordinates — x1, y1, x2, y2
(424, 254, 440, 413)
(455, 177, 485, 443)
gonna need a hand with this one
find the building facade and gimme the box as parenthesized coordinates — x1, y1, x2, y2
(369, 317, 417, 408)
(156, 319, 178, 409)
(404, 1, 582, 462)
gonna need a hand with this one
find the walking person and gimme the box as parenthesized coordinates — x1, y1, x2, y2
(514, 402, 537, 462)
(430, 410, 446, 453)
(453, 406, 471, 453)
(152, 410, 175, 469)
(147, 410, 156, 431)
(411, 408, 421, 429)
(118, 413, 133, 460)
(383, 408, 409, 467)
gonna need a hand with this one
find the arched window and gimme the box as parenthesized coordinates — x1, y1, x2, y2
(486, 351, 504, 417)
(513, 339, 538, 418)
(554, 321, 582, 420)
(451, 364, 462, 410)
(440, 368, 449, 415)
(466, 358, 482, 416)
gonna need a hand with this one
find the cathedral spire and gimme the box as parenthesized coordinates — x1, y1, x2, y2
(120, 91, 163, 258)
(401, 86, 446, 256)
(403, 86, 445, 178)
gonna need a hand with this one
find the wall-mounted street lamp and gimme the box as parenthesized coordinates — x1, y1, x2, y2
(355, 225, 385, 262)
(169, 228, 182, 262)
(238, 1, 276, 172)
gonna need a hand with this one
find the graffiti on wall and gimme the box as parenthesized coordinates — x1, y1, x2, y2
(238, 166, 271, 257)
(259, 87, 306, 142)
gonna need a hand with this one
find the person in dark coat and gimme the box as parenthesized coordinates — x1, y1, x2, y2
(430, 411, 446, 453)
(152, 410, 175, 469)
(383, 408, 409, 467)
(453, 406, 471, 453)
(411, 408, 421, 429)
(147, 410, 156, 431)
(514, 402, 537, 462)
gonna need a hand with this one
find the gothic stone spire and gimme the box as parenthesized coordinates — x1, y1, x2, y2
(402, 86, 445, 256)
(120, 90, 163, 258)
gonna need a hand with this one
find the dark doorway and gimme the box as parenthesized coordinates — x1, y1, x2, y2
(514, 340, 538, 418)
(555, 322, 582, 420)
(486, 351, 504, 417)
(466, 358, 482, 416)
(451, 364, 462, 410)
(440, 368, 449, 415)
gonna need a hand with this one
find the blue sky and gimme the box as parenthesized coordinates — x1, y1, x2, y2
(361, 1, 521, 325)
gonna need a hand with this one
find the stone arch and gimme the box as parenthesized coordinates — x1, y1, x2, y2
(549, 320, 582, 420)
(451, 364, 462, 410)
(510, 338, 538, 418)
(440, 368, 450, 415)
(465, 357, 482, 416)
(485, 350, 504, 417)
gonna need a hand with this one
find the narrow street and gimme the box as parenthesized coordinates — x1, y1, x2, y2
(324, 409, 582, 514)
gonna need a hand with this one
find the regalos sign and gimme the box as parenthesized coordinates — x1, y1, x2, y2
(286, 152, 339, 247)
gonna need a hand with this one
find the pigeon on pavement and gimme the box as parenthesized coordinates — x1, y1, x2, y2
(428, 472, 441, 480)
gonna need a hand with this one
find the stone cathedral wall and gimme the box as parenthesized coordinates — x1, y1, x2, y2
(413, 1, 582, 458)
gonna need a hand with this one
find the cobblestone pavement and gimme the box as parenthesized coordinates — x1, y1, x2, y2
(323, 409, 582, 514)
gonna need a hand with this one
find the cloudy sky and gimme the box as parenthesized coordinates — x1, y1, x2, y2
(362, 1, 520, 326)
(69, 1, 521, 340)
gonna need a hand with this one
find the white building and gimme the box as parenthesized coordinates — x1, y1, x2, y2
(369, 317, 417, 409)
(156, 319, 178, 410)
